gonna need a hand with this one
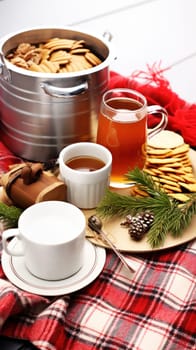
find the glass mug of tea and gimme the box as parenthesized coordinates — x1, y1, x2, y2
(96, 88, 168, 187)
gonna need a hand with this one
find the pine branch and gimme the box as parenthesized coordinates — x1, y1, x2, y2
(169, 196, 196, 237)
(0, 202, 22, 229)
(96, 190, 158, 218)
(126, 167, 164, 198)
(146, 207, 170, 248)
(96, 168, 196, 248)
(97, 181, 173, 219)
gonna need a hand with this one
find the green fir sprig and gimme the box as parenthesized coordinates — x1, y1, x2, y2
(0, 202, 22, 231)
(96, 168, 196, 248)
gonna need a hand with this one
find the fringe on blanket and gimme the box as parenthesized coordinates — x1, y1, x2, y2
(109, 64, 196, 149)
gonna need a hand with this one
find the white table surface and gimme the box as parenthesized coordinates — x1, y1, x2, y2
(0, 0, 196, 102)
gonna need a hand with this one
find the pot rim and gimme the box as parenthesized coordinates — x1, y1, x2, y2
(0, 25, 114, 78)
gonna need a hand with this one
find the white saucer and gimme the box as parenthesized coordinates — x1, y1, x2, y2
(1, 239, 106, 296)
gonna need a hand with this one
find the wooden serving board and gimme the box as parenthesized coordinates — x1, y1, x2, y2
(84, 149, 196, 252)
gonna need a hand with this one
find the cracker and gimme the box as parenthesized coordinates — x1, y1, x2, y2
(159, 177, 180, 187)
(162, 183, 182, 192)
(29, 62, 43, 72)
(40, 60, 59, 73)
(158, 166, 185, 174)
(71, 40, 85, 49)
(71, 48, 90, 54)
(85, 52, 102, 66)
(130, 186, 148, 197)
(148, 130, 184, 149)
(146, 167, 163, 175)
(41, 49, 50, 61)
(170, 143, 189, 155)
(182, 174, 196, 183)
(71, 55, 92, 69)
(183, 166, 193, 173)
(179, 182, 196, 192)
(167, 173, 185, 181)
(169, 193, 191, 202)
(147, 147, 172, 156)
(43, 38, 76, 50)
(158, 173, 174, 181)
(143, 139, 196, 200)
(50, 50, 71, 64)
(147, 157, 182, 164)
(144, 168, 158, 176)
(10, 56, 29, 69)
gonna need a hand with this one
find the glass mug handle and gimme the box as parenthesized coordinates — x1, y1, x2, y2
(147, 105, 168, 139)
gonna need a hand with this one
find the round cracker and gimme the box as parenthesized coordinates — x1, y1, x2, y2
(148, 130, 184, 149)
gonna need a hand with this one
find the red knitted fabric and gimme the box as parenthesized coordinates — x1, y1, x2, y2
(109, 66, 196, 148)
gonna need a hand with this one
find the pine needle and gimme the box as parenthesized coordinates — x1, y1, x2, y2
(0, 202, 22, 230)
(96, 168, 196, 248)
(126, 167, 163, 197)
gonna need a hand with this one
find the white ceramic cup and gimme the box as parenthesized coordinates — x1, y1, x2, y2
(2, 201, 86, 281)
(59, 142, 112, 209)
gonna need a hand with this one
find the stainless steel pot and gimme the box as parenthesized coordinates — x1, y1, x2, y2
(0, 27, 112, 161)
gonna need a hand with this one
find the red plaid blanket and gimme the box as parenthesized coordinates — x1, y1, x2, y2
(0, 239, 195, 350)
(0, 68, 196, 349)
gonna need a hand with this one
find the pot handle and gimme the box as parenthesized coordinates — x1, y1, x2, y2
(103, 31, 113, 42)
(40, 81, 88, 98)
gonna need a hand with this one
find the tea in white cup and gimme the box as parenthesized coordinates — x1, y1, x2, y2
(59, 142, 112, 209)
(2, 201, 86, 280)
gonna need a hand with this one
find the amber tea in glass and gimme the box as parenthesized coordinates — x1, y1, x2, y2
(96, 88, 168, 188)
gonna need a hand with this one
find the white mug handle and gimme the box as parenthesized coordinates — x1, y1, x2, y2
(147, 105, 168, 139)
(2, 228, 24, 256)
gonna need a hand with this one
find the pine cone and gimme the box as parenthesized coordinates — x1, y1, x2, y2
(129, 219, 146, 241)
(120, 214, 133, 227)
(122, 211, 154, 241)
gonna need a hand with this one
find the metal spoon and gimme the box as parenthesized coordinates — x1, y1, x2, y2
(88, 215, 135, 273)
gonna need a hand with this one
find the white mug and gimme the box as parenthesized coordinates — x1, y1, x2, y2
(59, 142, 112, 209)
(2, 201, 86, 281)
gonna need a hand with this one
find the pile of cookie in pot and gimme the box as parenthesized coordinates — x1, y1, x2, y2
(6, 37, 102, 73)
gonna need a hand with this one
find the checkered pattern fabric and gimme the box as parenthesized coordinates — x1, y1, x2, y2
(0, 72, 195, 349)
(0, 239, 195, 350)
